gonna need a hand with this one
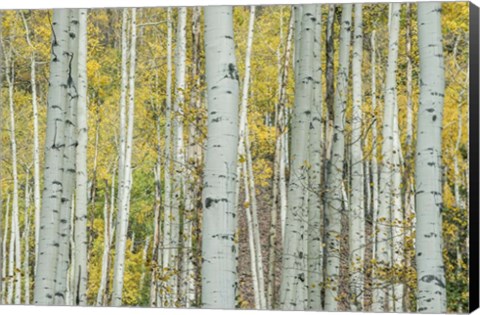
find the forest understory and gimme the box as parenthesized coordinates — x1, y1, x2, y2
(0, 2, 470, 313)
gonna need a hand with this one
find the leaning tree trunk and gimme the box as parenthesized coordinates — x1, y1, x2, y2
(324, 4, 352, 311)
(349, 3, 365, 311)
(415, 3, 447, 313)
(73, 9, 89, 306)
(33, 9, 70, 305)
(279, 4, 316, 311)
(112, 8, 137, 306)
(201, 6, 240, 309)
(307, 4, 323, 311)
(372, 4, 400, 311)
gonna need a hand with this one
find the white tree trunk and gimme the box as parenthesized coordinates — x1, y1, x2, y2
(415, 3, 447, 313)
(370, 30, 379, 263)
(372, 4, 400, 311)
(20, 13, 42, 271)
(96, 174, 115, 306)
(5, 50, 22, 305)
(161, 7, 173, 306)
(31, 9, 69, 304)
(1, 195, 9, 303)
(391, 97, 404, 312)
(279, 10, 294, 243)
(307, 4, 323, 311)
(280, 4, 316, 310)
(73, 9, 88, 306)
(54, 10, 79, 305)
(23, 173, 31, 304)
(324, 4, 352, 311)
(349, 4, 365, 311)
(201, 6, 240, 309)
(112, 8, 137, 306)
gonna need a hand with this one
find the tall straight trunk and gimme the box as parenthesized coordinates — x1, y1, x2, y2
(370, 30, 379, 265)
(23, 173, 31, 304)
(349, 4, 365, 311)
(73, 9, 88, 306)
(54, 10, 79, 305)
(279, 11, 294, 242)
(7, 208, 14, 304)
(307, 4, 323, 311)
(269, 10, 294, 308)
(167, 8, 187, 306)
(5, 48, 22, 305)
(1, 196, 9, 303)
(161, 8, 173, 306)
(201, 6, 240, 309)
(22, 11, 61, 299)
(391, 98, 404, 312)
(112, 8, 137, 306)
(180, 7, 202, 307)
(324, 5, 352, 311)
(96, 174, 115, 306)
(279, 4, 316, 310)
(236, 6, 266, 310)
(415, 3, 446, 313)
(150, 163, 161, 307)
(21, 13, 42, 270)
(372, 4, 400, 311)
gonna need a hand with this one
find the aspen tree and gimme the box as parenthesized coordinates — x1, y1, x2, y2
(34, 10, 71, 305)
(112, 8, 137, 306)
(324, 4, 352, 311)
(415, 3, 447, 312)
(73, 9, 88, 305)
(280, 4, 316, 310)
(201, 6, 240, 309)
(372, 4, 400, 311)
(54, 9, 79, 305)
(307, 4, 323, 311)
(349, 3, 365, 311)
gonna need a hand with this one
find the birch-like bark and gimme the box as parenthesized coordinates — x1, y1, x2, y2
(201, 6, 240, 309)
(5, 48, 22, 305)
(112, 8, 137, 306)
(349, 4, 365, 311)
(268, 10, 294, 308)
(21, 13, 42, 270)
(279, 10, 294, 242)
(236, 6, 266, 309)
(307, 4, 323, 311)
(7, 208, 14, 304)
(279, 4, 316, 310)
(372, 4, 400, 311)
(73, 9, 88, 306)
(54, 10, 79, 305)
(391, 98, 404, 312)
(166, 7, 187, 306)
(415, 3, 447, 312)
(1, 196, 9, 303)
(161, 8, 173, 306)
(324, 5, 352, 311)
(370, 30, 379, 263)
(23, 173, 31, 304)
(96, 173, 115, 306)
(180, 7, 201, 307)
